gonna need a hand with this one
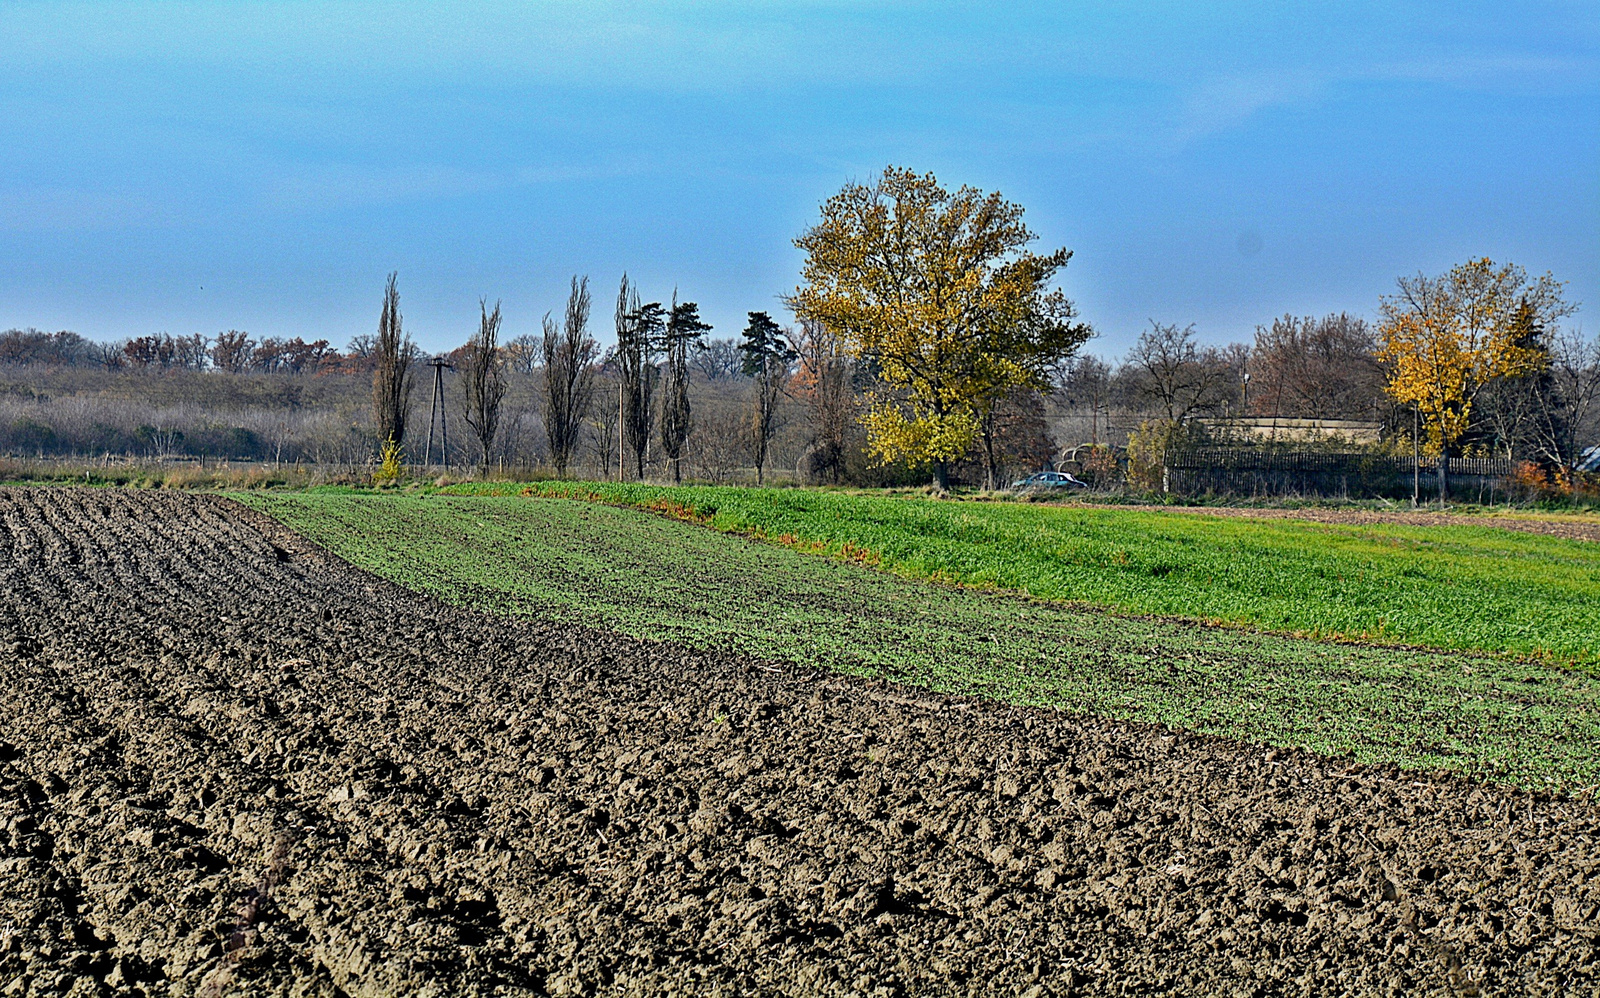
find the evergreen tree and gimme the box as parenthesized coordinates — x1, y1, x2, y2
(660, 296, 711, 483)
(739, 311, 794, 484)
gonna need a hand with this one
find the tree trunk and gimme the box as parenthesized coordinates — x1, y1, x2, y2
(934, 461, 949, 490)
(752, 393, 765, 486)
(1437, 444, 1449, 505)
(980, 409, 998, 491)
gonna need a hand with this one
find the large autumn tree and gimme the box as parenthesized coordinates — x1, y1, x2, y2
(791, 167, 1091, 488)
(1378, 257, 1573, 499)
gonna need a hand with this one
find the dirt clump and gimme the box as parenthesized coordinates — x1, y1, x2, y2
(1, 487, 1598, 996)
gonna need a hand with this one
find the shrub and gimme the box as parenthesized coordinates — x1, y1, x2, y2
(373, 438, 404, 486)
(1125, 419, 1199, 493)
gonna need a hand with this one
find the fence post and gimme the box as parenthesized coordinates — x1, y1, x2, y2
(1412, 407, 1420, 509)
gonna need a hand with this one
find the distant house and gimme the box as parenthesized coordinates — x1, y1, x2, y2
(1201, 416, 1382, 446)
(1580, 445, 1600, 473)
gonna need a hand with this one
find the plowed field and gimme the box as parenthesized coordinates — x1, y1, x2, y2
(2, 488, 1598, 997)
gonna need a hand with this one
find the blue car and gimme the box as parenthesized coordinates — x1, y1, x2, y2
(1011, 471, 1088, 490)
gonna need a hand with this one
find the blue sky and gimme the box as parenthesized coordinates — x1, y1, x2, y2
(0, 1, 1595, 358)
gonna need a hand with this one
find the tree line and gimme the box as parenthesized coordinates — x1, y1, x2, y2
(784, 168, 1595, 494)
(2, 166, 1594, 493)
(357, 269, 806, 482)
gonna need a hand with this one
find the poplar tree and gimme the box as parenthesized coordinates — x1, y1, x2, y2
(615, 276, 664, 480)
(372, 272, 415, 452)
(786, 318, 854, 483)
(542, 276, 599, 477)
(461, 298, 506, 475)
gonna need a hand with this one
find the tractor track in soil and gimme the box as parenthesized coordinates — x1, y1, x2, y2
(0, 487, 1597, 996)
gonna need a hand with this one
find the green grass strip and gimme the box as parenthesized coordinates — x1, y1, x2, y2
(432, 481, 1600, 666)
(238, 491, 1600, 791)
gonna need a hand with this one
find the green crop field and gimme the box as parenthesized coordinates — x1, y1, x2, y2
(445, 481, 1600, 665)
(238, 490, 1600, 790)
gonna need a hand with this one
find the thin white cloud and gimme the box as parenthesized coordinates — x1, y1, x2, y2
(0, 188, 165, 232)
(1170, 71, 1329, 147)
(1374, 51, 1599, 89)
(265, 164, 506, 213)
(263, 156, 666, 215)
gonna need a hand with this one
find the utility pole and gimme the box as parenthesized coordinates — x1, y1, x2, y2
(425, 357, 454, 470)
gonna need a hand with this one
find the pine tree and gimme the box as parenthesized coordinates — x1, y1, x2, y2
(660, 296, 711, 483)
(739, 311, 794, 484)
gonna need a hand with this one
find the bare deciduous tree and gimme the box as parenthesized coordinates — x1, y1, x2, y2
(210, 331, 253, 373)
(589, 364, 620, 478)
(1051, 354, 1111, 447)
(172, 333, 210, 371)
(1532, 328, 1600, 471)
(1123, 321, 1237, 423)
(691, 338, 743, 380)
(0, 329, 96, 367)
(615, 276, 663, 479)
(88, 340, 125, 370)
(125, 333, 200, 370)
(372, 272, 415, 450)
(1249, 313, 1382, 419)
(461, 298, 506, 474)
(542, 276, 599, 478)
(505, 333, 541, 375)
(689, 401, 746, 483)
(786, 317, 853, 483)
(979, 387, 1055, 484)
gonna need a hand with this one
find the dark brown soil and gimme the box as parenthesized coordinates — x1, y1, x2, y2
(2, 488, 1598, 997)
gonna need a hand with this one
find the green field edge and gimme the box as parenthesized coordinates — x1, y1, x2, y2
(427, 480, 1600, 669)
(234, 490, 1600, 795)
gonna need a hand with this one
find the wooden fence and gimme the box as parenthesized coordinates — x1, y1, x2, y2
(1161, 449, 1519, 499)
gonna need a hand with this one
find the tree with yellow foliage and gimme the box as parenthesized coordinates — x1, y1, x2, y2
(791, 167, 1091, 488)
(1378, 258, 1573, 500)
